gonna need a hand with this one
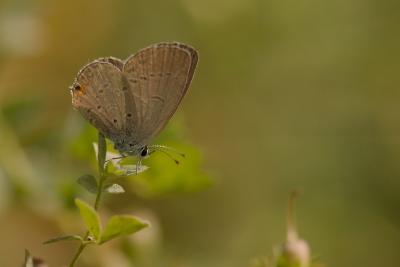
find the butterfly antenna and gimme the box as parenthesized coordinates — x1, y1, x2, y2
(150, 145, 185, 158)
(105, 155, 127, 163)
(149, 147, 180, 165)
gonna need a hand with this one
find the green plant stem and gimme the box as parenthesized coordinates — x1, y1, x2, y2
(68, 177, 106, 267)
(68, 242, 86, 267)
(69, 133, 107, 267)
(94, 174, 106, 210)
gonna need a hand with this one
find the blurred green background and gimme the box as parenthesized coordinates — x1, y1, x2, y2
(0, 0, 399, 266)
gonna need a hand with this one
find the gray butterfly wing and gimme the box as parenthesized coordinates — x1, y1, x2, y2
(71, 59, 126, 141)
(122, 42, 198, 145)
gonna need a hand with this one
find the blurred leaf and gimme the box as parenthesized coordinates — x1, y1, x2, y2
(43, 234, 83, 244)
(2, 97, 41, 139)
(100, 215, 149, 244)
(69, 122, 98, 162)
(104, 183, 125, 194)
(77, 174, 98, 194)
(248, 257, 270, 267)
(75, 198, 101, 241)
(131, 142, 211, 198)
(58, 180, 80, 209)
(277, 256, 294, 267)
(125, 116, 212, 198)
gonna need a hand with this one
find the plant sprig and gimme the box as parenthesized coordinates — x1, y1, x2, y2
(44, 132, 149, 267)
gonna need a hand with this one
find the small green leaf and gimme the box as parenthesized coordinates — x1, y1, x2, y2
(100, 215, 149, 244)
(98, 132, 107, 172)
(77, 175, 98, 194)
(104, 183, 125, 194)
(43, 234, 83, 244)
(75, 198, 101, 241)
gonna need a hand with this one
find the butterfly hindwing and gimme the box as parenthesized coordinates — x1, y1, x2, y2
(123, 42, 198, 145)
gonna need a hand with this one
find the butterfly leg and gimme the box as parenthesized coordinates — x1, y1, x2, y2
(105, 155, 127, 163)
(136, 159, 142, 175)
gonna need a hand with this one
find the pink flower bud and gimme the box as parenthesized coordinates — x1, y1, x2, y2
(277, 190, 310, 267)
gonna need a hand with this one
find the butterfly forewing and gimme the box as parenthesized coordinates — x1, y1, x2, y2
(97, 56, 124, 70)
(123, 43, 198, 145)
(71, 62, 126, 139)
(71, 42, 198, 154)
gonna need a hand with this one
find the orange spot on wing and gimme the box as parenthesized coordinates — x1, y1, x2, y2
(72, 84, 86, 96)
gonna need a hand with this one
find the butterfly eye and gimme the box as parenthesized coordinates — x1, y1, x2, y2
(140, 146, 148, 157)
(74, 84, 81, 91)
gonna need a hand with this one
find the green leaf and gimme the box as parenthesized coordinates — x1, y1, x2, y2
(104, 183, 125, 194)
(98, 132, 107, 173)
(43, 234, 83, 244)
(77, 175, 98, 194)
(75, 198, 101, 241)
(100, 215, 149, 244)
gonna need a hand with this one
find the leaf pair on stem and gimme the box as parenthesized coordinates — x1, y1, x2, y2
(43, 133, 149, 267)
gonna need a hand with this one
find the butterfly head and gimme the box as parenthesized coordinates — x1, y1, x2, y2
(114, 141, 149, 158)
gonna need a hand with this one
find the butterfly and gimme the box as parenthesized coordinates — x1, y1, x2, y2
(70, 42, 198, 170)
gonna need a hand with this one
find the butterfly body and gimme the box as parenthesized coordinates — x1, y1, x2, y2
(70, 42, 198, 157)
